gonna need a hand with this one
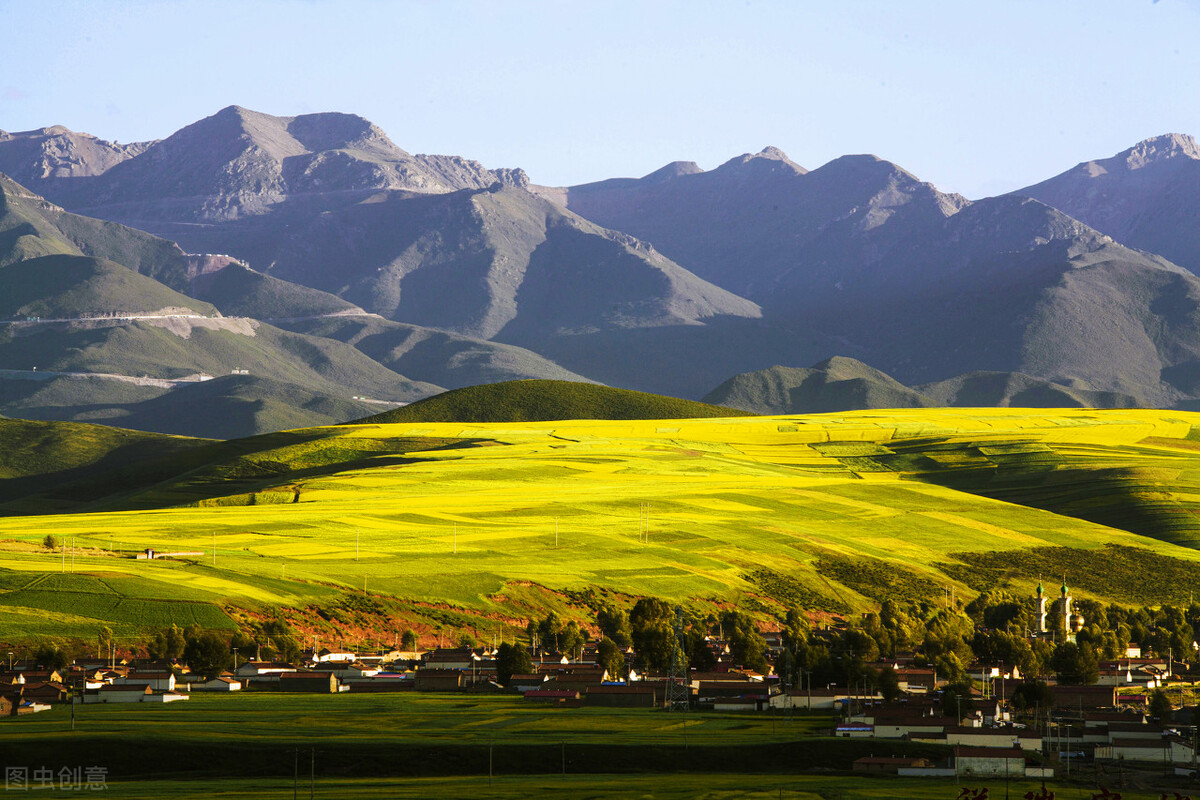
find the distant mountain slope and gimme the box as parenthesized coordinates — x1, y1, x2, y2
(705, 359, 1141, 414)
(186, 260, 364, 319)
(545, 148, 1200, 405)
(0, 111, 761, 358)
(7, 106, 528, 223)
(918, 371, 1137, 408)
(537, 147, 967, 301)
(277, 315, 595, 388)
(1019, 134, 1200, 273)
(0, 126, 152, 193)
(116, 374, 396, 440)
(135, 184, 761, 342)
(0, 172, 443, 437)
(0, 254, 214, 319)
(356, 379, 750, 424)
(702, 358, 931, 414)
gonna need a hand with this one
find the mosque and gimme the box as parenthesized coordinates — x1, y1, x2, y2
(1034, 578, 1085, 642)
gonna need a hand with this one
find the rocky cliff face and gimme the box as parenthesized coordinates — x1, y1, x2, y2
(1018, 133, 1200, 273)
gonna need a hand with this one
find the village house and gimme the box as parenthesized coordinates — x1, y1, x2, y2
(952, 746, 1026, 778)
(712, 695, 770, 712)
(278, 671, 340, 693)
(414, 669, 463, 692)
(584, 684, 660, 708)
(852, 756, 935, 774)
(193, 676, 242, 692)
(769, 687, 850, 711)
(1096, 737, 1195, 764)
(116, 671, 175, 692)
(923, 726, 1041, 752)
(84, 684, 153, 703)
(19, 681, 69, 704)
(1, 693, 50, 716)
(508, 673, 549, 694)
(523, 689, 581, 705)
(311, 662, 379, 683)
(421, 648, 480, 671)
(1051, 684, 1117, 711)
(235, 661, 295, 686)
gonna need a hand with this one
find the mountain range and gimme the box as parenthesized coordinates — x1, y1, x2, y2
(1, 108, 1199, 436)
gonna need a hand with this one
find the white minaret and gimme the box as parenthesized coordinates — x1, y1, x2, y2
(1036, 581, 1047, 633)
(1060, 578, 1072, 634)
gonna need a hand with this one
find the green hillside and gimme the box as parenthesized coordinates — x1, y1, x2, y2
(2, 409, 1200, 643)
(0, 321, 439, 400)
(0, 254, 213, 319)
(115, 375, 397, 440)
(357, 379, 751, 423)
(188, 262, 362, 319)
(278, 315, 595, 388)
(0, 417, 207, 482)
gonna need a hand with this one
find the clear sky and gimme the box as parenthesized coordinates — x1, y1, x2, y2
(1, 0, 1197, 198)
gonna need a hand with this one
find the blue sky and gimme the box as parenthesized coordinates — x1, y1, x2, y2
(1, 0, 1197, 197)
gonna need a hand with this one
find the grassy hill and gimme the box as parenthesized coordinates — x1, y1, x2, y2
(0, 253, 214, 319)
(4, 409, 1200, 643)
(703, 358, 930, 414)
(356, 379, 751, 423)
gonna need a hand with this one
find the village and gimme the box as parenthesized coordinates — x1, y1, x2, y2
(4, 617, 1200, 788)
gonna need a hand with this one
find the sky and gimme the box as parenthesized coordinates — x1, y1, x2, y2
(1, 0, 1198, 198)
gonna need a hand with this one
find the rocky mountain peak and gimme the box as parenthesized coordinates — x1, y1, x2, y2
(285, 111, 401, 155)
(640, 161, 704, 183)
(1119, 133, 1200, 169)
(716, 146, 807, 175)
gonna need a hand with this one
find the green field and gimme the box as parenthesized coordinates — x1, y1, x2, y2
(4, 408, 1200, 642)
(0, 694, 1174, 799)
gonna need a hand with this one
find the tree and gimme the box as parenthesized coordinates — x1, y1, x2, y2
(259, 617, 300, 662)
(941, 679, 975, 720)
(559, 621, 585, 660)
(401, 629, 418, 651)
(495, 642, 533, 687)
(97, 626, 113, 659)
(629, 598, 676, 671)
(720, 610, 768, 673)
(183, 631, 233, 679)
(147, 625, 186, 661)
(456, 631, 478, 649)
(1050, 642, 1099, 685)
(1010, 681, 1054, 712)
(42, 534, 58, 550)
(1149, 688, 1173, 721)
(683, 626, 716, 671)
(876, 666, 901, 702)
(597, 636, 625, 679)
(33, 642, 68, 670)
(597, 604, 633, 647)
(230, 631, 257, 665)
